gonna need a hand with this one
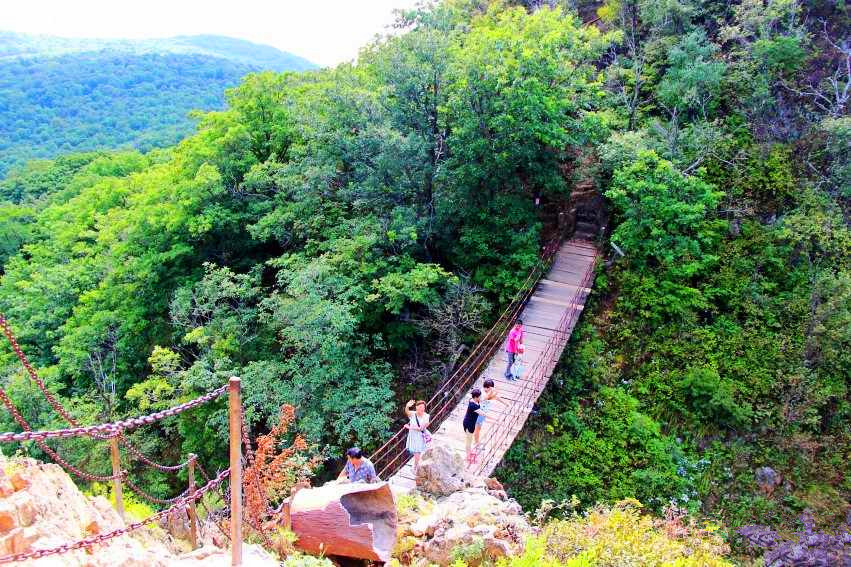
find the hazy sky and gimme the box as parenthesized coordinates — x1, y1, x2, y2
(3, 0, 422, 67)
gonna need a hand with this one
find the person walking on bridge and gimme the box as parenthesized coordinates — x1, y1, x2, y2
(474, 379, 507, 451)
(404, 400, 431, 474)
(463, 389, 482, 465)
(504, 319, 524, 380)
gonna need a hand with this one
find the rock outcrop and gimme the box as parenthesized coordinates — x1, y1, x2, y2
(397, 485, 534, 566)
(0, 457, 275, 566)
(396, 446, 535, 566)
(414, 445, 479, 497)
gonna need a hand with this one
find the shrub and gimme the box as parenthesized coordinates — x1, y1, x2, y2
(736, 145, 797, 210)
(675, 366, 753, 427)
(244, 405, 322, 529)
(501, 500, 732, 567)
(281, 554, 334, 567)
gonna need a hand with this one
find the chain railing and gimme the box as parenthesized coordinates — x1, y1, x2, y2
(122, 438, 192, 472)
(370, 237, 563, 478)
(0, 468, 230, 564)
(0, 371, 247, 565)
(0, 383, 124, 482)
(475, 247, 597, 476)
(0, 313, 195, 474)
(0, 386, 227, 443)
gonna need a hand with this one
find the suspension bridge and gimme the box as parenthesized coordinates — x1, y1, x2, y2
(0, 232, 598, 565)
(369, 236, 598, 490)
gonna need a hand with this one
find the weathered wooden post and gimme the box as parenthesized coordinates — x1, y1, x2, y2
(229, 377, 243, 566)
(109, 437, 125, 522)
(187, 453, 198, 550)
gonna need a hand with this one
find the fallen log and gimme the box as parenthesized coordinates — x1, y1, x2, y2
(283, 481, 397, 563)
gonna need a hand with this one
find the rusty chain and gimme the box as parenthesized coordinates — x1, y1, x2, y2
(0, 316, 274, 551)
(0, 386, 227, 443)
(0, 421, 122, 443)
(124, 477, 189, 505)
(0, 468, 229, 564)
(0, 314, 220, 473)
(0, 384, 123, 481)
(120, 438, 191, 472)
(0, 314, 84, 429)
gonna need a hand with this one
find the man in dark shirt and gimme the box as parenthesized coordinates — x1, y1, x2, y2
(337, 447, 379, 483)
(463, 388, 482, 464)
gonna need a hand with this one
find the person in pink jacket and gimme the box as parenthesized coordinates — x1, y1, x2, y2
(504, 319, 524, 380)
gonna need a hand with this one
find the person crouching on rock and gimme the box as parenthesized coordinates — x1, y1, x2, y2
(404, 400, 431, 474)
(463, 389, 482, 465)
(338, 447, 379, 483)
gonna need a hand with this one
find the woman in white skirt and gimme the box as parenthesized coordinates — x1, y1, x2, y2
(404, 400, 430, 473)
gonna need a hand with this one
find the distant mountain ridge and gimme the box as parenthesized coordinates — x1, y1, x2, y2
(0, 33, 317, 178)
(0, 32, 317, 72)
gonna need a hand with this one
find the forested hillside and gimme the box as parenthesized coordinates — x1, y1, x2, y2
(0, 33, 316, 177)
(0, 0, 848, 563)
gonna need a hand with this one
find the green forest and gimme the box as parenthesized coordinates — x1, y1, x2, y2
(0, 0, 848, 562)
(0, 34, 316, 177)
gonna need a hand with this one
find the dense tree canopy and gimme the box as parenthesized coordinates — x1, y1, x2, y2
(0, 1, 611, 482)
(0, 34, 316, 178)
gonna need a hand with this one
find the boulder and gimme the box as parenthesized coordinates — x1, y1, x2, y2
(160, 510, 193, 541)
(396, 483, 535, 566)
(199, 516, 229, 549)
(415, 446, 477, 497)
(285, 480, 397, 563)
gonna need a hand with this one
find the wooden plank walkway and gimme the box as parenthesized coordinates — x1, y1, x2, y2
(389, 238, 598, 492)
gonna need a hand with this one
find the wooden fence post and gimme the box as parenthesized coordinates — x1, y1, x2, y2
(187, 453, 198, 550)
(109, 437, 125, 522)
(228, 377, 243, 566)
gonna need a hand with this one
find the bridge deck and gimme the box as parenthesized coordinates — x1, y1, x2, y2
(389, 238, 597, 491)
